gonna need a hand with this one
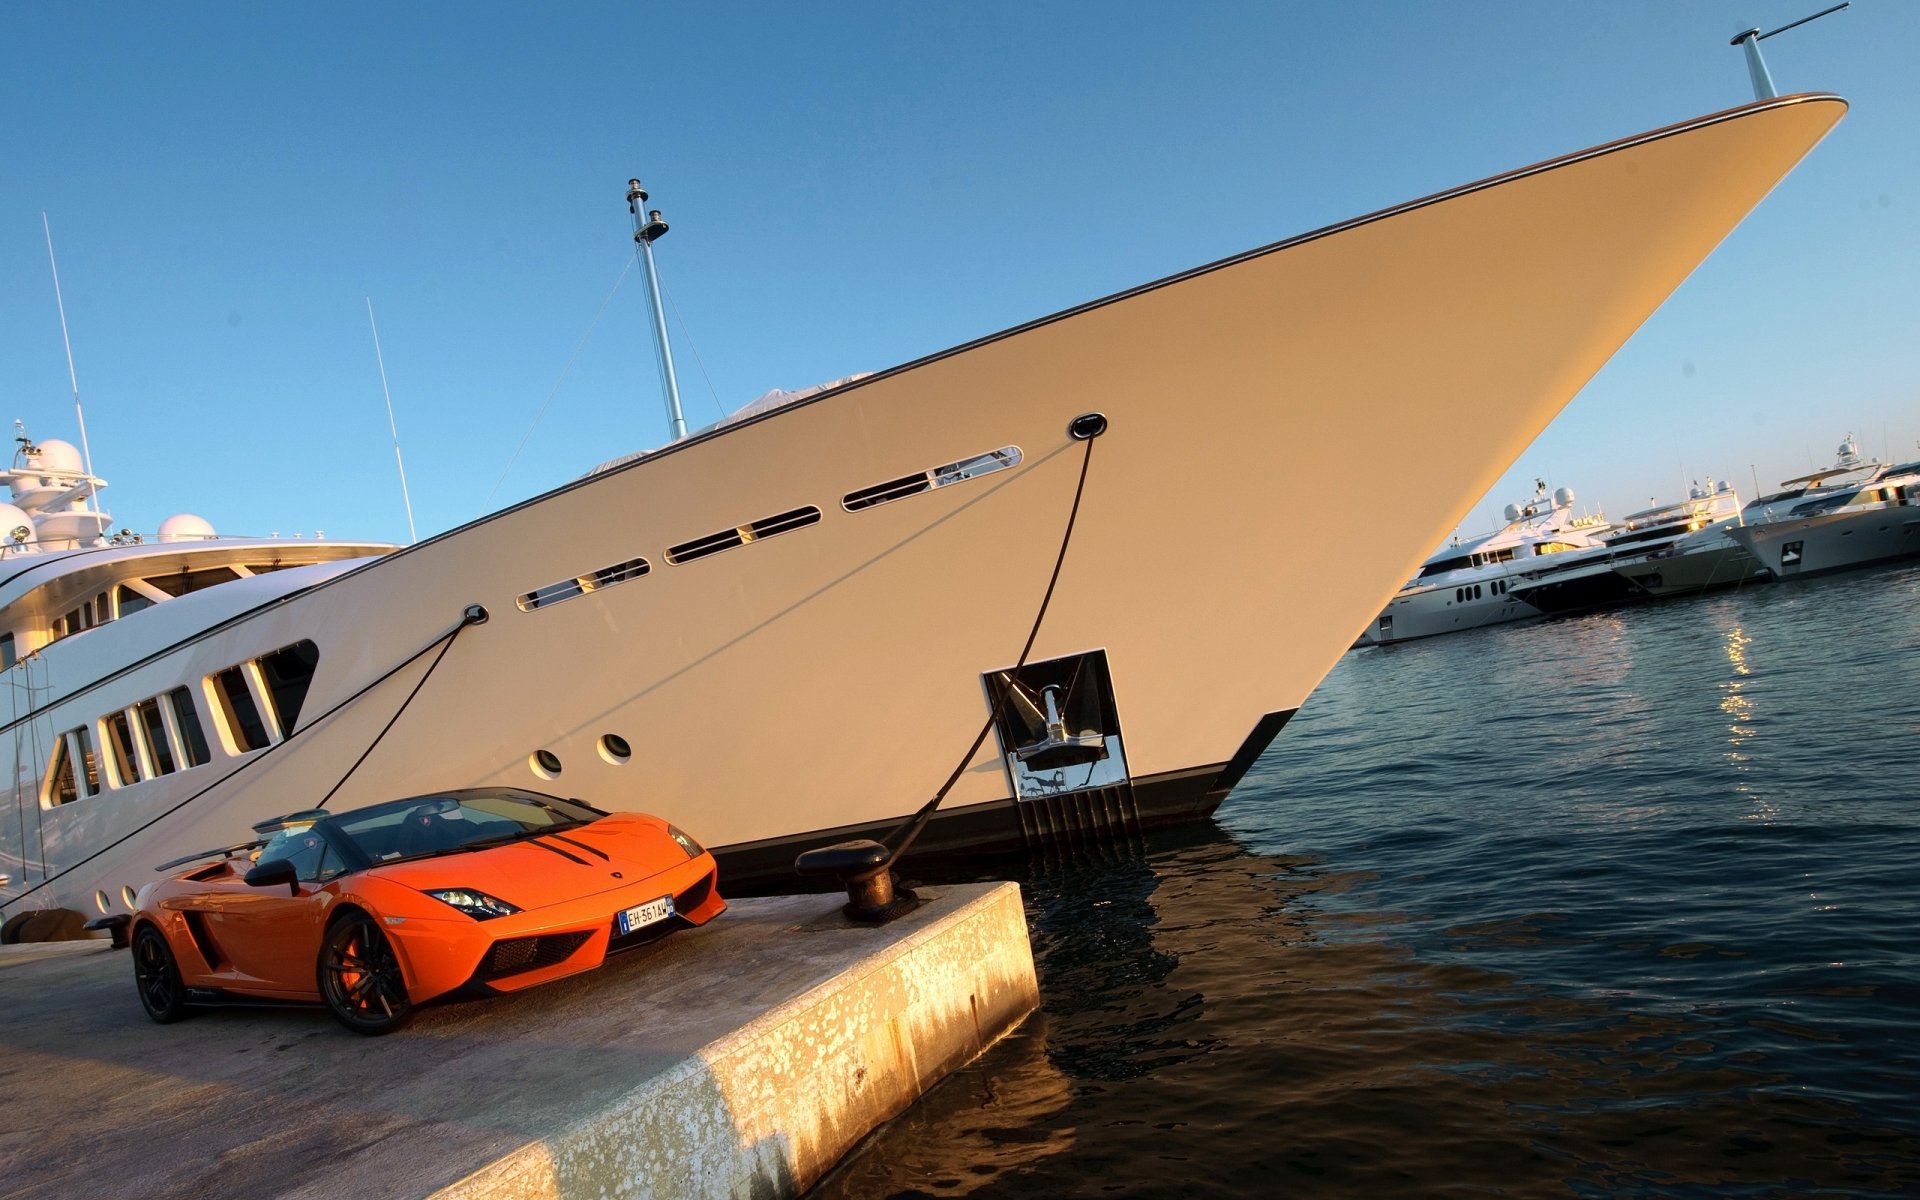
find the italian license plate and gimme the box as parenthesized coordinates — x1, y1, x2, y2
(616, 895, 674, 935)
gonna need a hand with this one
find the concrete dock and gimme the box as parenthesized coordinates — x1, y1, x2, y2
(0, 882, 1036, 1199)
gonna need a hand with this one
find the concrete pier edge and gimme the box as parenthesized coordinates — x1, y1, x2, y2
(433, 880, 1037, 1199)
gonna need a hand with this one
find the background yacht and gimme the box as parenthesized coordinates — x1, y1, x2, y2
(1362, 482, 1609, 645)
(1509, 479, 1752, 615)
(1729, 437, 1920, 577)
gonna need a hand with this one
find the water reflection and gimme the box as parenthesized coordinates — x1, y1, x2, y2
(811, 821, 1920, 1198)
(1716, 622, 1776, 825)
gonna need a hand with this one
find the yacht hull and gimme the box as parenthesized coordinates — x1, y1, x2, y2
(1729, 507, 1920, 578)
(1617, 540, 1768, 598)
(1365, 579, 1539, 645)
(2, 94, 1847, 916)
(1510, 562, 1649, 617)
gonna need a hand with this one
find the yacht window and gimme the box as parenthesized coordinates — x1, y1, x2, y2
(517, 557, 650, 612)
(1419, 555, 1475, 578)
(665, 528, 744, 565)
(843, 470, 930, 511)
(843, 447, 1022, 512)
(46, 739, 78, 806)
(103, 712, 141, 786)
(209, 666, 272, 752)
(666, 506, 821, 566)
(748, 506, 821, 539)
(1, 633, 13, 670)
(72, 727, 99, 797)
(519, 579, 585, 610)
(168, 687, 212, 766)
(592, 558, 650, 588)
(136, 699, 178, 776)
(257, 640, 320, 734)
(114, 585, 154, 618)
(146, 566, 242, 598)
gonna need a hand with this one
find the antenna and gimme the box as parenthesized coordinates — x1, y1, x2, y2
(1731, 3, 1848, 101)
(365, 299, 419, 544)
(40, 213, 101, 518)
(627, 177, 687, 441)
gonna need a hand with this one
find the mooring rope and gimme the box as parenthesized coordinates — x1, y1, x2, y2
(882, 414, 1104, 864)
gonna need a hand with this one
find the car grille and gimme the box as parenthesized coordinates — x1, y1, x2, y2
(478, 931, 591, 980)
(676, 870, 714, 913)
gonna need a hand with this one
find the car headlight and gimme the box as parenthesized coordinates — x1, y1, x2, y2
(667, 825, 703, 858)
(424, 888, 522, 920)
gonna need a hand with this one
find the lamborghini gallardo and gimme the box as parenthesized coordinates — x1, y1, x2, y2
(123, 788, 724, 1034)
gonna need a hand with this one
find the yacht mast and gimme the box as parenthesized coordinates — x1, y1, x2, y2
(627, 178, 686, 441)
(40, 213, 101, 520)
(1730, 3, 1848, 101)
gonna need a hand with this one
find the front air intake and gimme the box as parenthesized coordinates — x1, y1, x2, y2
(478, 931, 591, 980)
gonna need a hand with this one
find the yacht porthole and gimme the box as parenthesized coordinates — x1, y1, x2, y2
(121, 886, 138, 909)
(94, 890, 111, 914)
(598, 734, 632, 765)
(530, 749, 563, 780)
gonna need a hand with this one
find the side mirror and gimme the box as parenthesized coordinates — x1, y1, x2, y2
(244, 858, 300, 896)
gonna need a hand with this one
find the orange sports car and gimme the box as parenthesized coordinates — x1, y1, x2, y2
(124, 788, 724, 1034)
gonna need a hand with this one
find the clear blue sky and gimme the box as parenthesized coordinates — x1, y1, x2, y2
(3, 3, 1914, 544)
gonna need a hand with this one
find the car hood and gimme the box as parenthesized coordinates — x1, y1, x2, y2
(365, 814, 694, 910)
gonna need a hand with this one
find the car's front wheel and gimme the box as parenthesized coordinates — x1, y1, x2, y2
(132, 925, 189, 1024)
(318, 912, 414, 1035)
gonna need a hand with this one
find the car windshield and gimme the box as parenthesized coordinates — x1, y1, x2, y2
(327, 790, 603, 864)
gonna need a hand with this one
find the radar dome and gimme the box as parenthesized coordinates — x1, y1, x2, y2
(0, 503, 37, 548)
(30, 439, 85, 476)
(1716, 479, 1734, 493)
(157, 514, 217, 542)
(1502, 502, 1522, 521)
(1553, 486, 1575, 507)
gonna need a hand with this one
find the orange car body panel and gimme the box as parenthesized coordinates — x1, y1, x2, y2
(132, 812, 724, 1007)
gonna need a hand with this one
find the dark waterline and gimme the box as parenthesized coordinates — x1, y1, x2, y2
(812, 564, 1920, 1198)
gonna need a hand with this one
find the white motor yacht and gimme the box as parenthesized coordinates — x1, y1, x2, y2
(1362, 482, 1609, 645)
(1509, 479, 1755, 615)
(1728, 437, 1920, 577)
(1, 93, 1847, 925)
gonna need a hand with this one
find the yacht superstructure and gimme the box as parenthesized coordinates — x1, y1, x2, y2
(1, 94, 1848, 924)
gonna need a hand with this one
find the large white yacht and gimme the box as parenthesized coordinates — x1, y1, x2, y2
(1, 93, 1847, 925)
(1728, 437, 1920, 577)
(1508, 480, 1754, 615)
(1362, 481, 1609, 645)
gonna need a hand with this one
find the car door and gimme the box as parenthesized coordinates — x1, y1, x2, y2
(214, 832, 341, 996)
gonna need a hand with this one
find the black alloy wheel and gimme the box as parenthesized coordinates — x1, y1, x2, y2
(318, 912, 414, 1035)
(132, 925, 189, 1024)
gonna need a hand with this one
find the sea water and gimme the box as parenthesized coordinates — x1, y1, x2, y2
(814, 562, 1920, 1198)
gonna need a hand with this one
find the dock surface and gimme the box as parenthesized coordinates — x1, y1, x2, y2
(0, 883, 1036, 1199)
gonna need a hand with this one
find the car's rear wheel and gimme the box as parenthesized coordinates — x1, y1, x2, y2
(318, 912, 414, 1035)
(132, 925, 189, 1024)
